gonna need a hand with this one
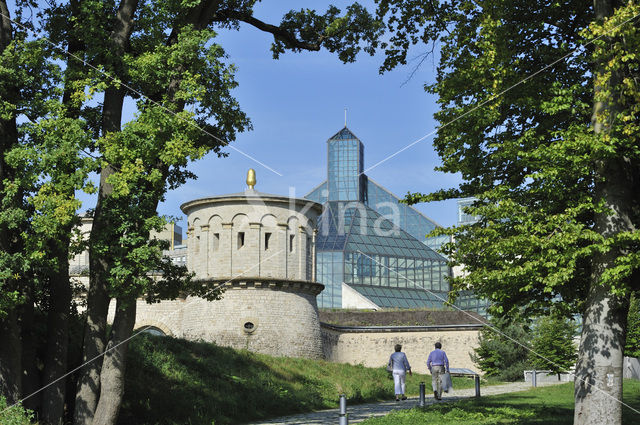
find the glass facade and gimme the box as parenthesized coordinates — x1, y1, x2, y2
(327, 128, 366, 202)
(457, 198, 481, 225)
(308, 127, 454, 309)
(454, 197, 490, 316)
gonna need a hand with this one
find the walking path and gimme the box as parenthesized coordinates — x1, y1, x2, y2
(247, 381, 566, 425)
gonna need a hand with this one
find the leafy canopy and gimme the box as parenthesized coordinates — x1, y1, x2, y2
(376, 0, 640, 318)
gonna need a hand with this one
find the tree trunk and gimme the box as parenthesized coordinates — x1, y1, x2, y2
(19, 290, 41, 413)
(0, 0, 23, 407)
(0, 311, 22, 404)
(91, 298, 137, 425)
(73, 275, 110, 425)
(574, 287, 629, 424)
(73, 1, 139, 423)
(42, 241, 73, 425)
(574, 2, 635, 424)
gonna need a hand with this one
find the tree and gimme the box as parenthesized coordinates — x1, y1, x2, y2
(625, 294, 640, 358)
(376, 1, 639, 424)
(0, 1, 382, 424)
(531, 314, 578, 378)
(470, 317, 531, 381)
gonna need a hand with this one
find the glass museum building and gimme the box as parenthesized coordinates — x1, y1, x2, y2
(305, 127, 455, 310)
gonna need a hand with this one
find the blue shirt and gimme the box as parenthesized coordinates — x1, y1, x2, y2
(388, 351, 411, 372)
(427, 349, 449, 370)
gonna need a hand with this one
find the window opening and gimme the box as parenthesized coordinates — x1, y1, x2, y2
(264, 232, 271, 250)
(237, 232, 245, 249)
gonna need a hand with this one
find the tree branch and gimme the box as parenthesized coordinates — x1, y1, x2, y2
(214, 10, 322, 51)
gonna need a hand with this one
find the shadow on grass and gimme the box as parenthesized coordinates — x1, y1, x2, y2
(371, 381, 640, 425)
(118, 335, 391, 425)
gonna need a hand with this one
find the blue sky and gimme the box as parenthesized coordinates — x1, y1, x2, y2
(155, 1, 462, 233)
(33, 0, 462, 232)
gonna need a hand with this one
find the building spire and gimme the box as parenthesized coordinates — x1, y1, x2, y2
(344, 107, 347, 127)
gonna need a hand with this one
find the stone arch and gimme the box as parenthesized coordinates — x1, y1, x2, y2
(232, 214, 249, 250)
(287, 216, 299, 255)
(207, 215, 223, 252)
(208, 214, 222, 228)
(231, 213, 249, 227)
(287, 216, 299, 228)
(260, 213, 277, 228)
(134, 319, 174, 337)
(191, 217, 202, 255)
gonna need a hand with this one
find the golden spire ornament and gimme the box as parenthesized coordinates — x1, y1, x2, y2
(246, 168, 256, 190)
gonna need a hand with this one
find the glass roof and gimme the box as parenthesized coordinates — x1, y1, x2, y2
(343, 203, 446, 261)
(329, 127, 359, 140)
(349, 284, 447, 309)
(306, 181, 328, 204)
(316, 201, 447, 262)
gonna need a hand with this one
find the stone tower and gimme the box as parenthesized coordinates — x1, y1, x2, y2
(175, 169, 325, 358)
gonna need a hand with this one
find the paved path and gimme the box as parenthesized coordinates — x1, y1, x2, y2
(246, 381, 566, 425)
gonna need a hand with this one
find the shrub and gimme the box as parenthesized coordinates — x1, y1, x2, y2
(0, 397, 33, 425)
(471, 316, 531, 381)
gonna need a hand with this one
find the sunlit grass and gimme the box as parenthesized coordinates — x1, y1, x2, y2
(359, 381, 640, 425)
(121, 334, 484, 425)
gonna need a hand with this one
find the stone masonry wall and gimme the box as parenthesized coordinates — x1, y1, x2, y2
(115, 279, 325, 359)
(183, 194, 321, 282)
(321, 326, 481, 374)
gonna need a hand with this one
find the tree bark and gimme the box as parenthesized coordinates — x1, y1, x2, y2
(73, 1, 139, 423)
(19, 290, 41, 413)
(91, 298, 136, 425)
(574, 286, 629, 424)
(0, 0, 23, 406)
(41, 240, 73, 425)
(574, 2, 635, 424)
(0, 311, 22, 405)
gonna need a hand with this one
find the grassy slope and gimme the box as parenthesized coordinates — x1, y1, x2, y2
(120, 334, 479, 425)
(359, 381, 640, 425)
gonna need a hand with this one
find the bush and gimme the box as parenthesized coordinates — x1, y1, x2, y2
(471, 316, 531, 381)
(530, 314, 578, 375)
(625, 294, 640, 358)
(0, 397, 33, 425)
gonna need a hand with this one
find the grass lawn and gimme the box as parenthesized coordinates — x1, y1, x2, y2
(119, 334, 489, 425)
(359, 380, 640, 424)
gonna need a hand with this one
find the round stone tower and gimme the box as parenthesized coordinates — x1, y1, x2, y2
(179, 169, 325, 358)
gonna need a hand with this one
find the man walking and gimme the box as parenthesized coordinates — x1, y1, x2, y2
(427, 342, 449, 400)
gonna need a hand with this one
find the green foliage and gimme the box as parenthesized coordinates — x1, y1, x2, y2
(376, 1, 640, 318)
(122, 334, 480, 425)
(530, 314, 578, 374)
(271, 3, 382, 62)
(625, 293, 640, 358)
(471, 317, 531, 381)
(362, 405, 535, 424)
(0, 397, 33, 425)
(360, 381, 640, 424)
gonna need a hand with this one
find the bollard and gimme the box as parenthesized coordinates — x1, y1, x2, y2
(419, 382, 426, 407)
(474, 375, 481, 397)
(532, 370, 537, 387)
(339, 394, 348, 425)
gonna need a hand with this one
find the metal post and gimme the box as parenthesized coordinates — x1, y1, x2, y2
(474, 375, 481, 397)
(419, 382, 426, 407)
(339, 394, 348, 425)
(532, 370, 537, 387)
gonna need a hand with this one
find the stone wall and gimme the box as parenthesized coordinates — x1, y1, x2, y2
(182, 192, 321, 282)
(321, 324, 482, 374)
(115, 279, 325, 359)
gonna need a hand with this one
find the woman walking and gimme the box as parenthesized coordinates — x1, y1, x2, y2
(388, 344, 412, 401)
